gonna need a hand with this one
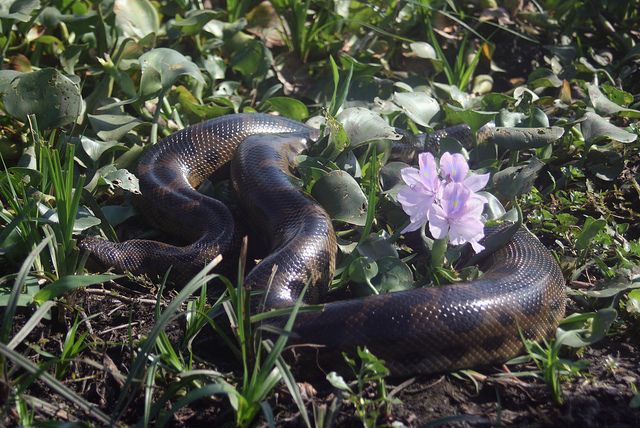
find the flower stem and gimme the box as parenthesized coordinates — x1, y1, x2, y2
(431, 236, 448, 269)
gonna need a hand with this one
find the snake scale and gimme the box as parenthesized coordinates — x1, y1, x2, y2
(80, 113, 566, 376)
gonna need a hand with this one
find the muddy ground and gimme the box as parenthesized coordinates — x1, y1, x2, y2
(4, 281, 638, 427)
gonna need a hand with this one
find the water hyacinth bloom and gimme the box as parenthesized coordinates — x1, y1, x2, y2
(396, 152, 441, 233)
(398, 151, 489, 252)
(427, 182, 487, 252)
(440, 152, 490, 191)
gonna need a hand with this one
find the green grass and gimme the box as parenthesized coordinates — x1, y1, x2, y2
(0, 0, 639, 426)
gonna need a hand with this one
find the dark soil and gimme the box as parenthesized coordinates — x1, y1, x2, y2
(3, 281, 639, 427)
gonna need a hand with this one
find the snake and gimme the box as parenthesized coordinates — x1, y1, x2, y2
(80, 113, 566, 377)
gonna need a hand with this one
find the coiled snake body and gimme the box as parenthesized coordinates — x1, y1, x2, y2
(81, 113, 566, 376)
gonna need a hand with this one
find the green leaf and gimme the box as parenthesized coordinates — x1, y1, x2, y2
(379, 162, 409, 197)
(114, 0, 159, 40)
(601, 84, 634, 107)
(100, 165, 141, 194)
(139, 48, 205, 99)
(60, 44, 88, 75)
(586, 83, 640, 117)
(326, 371, 351, 392)
(580, 111, 638, 145)
(493, 158, 545, 199)
(575, 217, 607, 251)
(527, 68, 563, 88)
(38, 203, 101, 232)
(370, 257, 413, 292)
(1, 69, 81, 130)
(33, 275, 123, 305)
(480, 191, 506, 220)
(442, 104, 496, 133)
(336, 108, 401, 146)
(229, 38, 272, 79)
(557, 309, 617, 347)
(78, 136, 121, 162)
(0, 293, 33, 308)
(0, 0, 40, 22)
(311, 170, 368, 226)
(492, 126, 564, 151)
(356, 234, 398, 260)
(349, 257, 378, 283)
(2, 167, 43, 188)
(392, 91, 440, 127)
(172, 10, 223, 36)
(88, 114, 144, 141)
(408, 41, 445, 74)
(481, 93, 517, 111)
(263, 97, 309, 121)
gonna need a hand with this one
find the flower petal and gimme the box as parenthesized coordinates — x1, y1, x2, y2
(449, 215, 485, 247)
(463, 172, 490, 192)
(440, 152, 469, 183)
(417, 152, 441, 191)
(440, 182, 471, 217)
(400, 167, 424, 189)
(427, 204, 449, 239)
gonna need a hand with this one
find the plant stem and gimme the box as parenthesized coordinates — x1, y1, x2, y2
(431, 236, 448, 269)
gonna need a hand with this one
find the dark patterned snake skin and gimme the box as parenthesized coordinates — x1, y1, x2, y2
(80, 113, 566, 376)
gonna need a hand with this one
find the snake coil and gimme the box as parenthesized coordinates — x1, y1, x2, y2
(80, 113, 565, 376)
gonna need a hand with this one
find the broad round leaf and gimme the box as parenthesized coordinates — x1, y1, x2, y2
(78, 136, 121, 162)
(230, 39, 272, 79)
(349, 256, 378, 283)
(357, 233, 399, 260)
(392, 92, 440, 127)
(114, 0, 159, 40)
(370, 257, 413, 292)
(557, 308, 617, 348)
(311, 170, 368, 226)
(172, 10, 222, 36)
(100, 165, 141, 194)
(408, 42, 445, 74)
(336, 107, 401, 146)
(38, 205, 101, 232)
(139, 48, 205, 98)
(2, 68, 81, 130)
(479, 191, 506, 220)
(586, 82, 640, 117)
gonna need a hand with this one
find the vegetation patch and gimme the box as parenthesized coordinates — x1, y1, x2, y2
(1, 0, 640, 426)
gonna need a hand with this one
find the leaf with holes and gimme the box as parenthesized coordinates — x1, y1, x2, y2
(349, 257, 378, 283)
(1, 69, 81, 130)
(311, 170, 368, 226)
(492, 126, 564, 151)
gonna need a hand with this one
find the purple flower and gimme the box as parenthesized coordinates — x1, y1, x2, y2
(440, 152, 490, 192)
(397, 152, 442, 233)
(397, 151, 489, 252)
(427, 182, 486, 252)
